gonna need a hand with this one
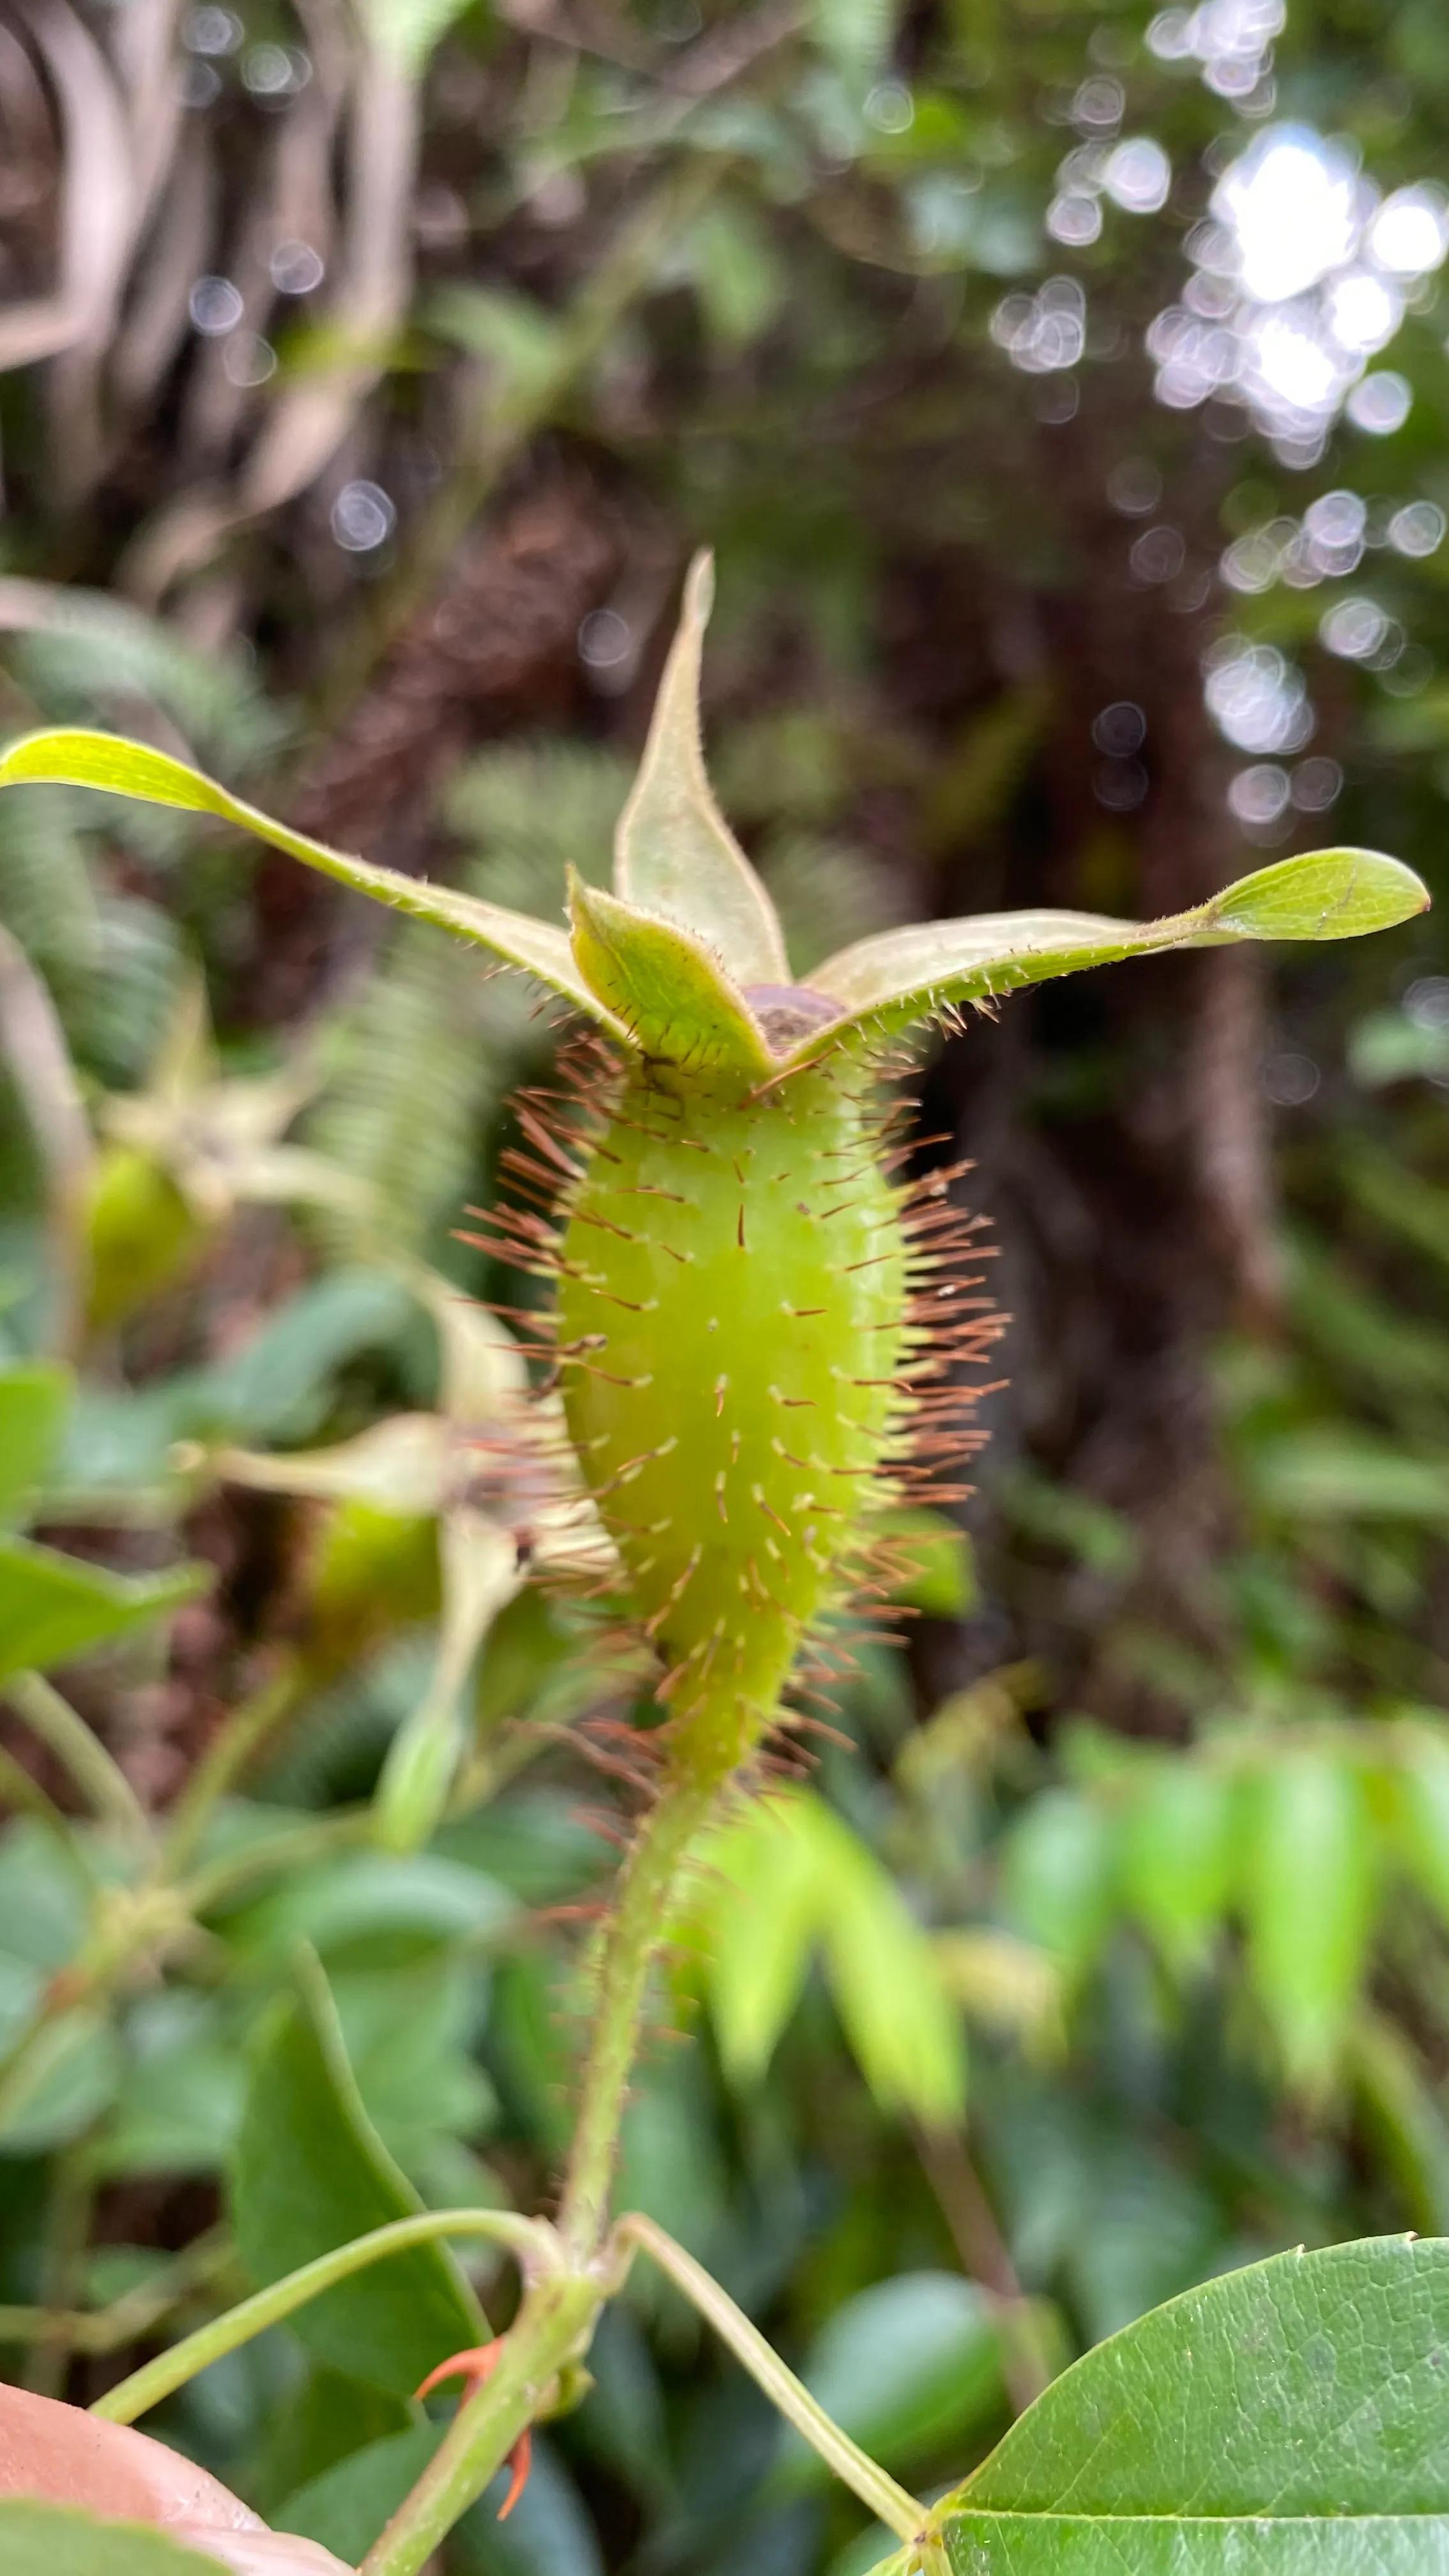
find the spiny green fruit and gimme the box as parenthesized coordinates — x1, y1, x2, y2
(556, 1059, 912, 1776)
(0, 558, 1429, 1782)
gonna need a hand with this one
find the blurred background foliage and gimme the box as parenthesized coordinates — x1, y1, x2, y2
(4, 0, 1449, 2564)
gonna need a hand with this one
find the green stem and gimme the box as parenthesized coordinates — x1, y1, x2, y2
(178, 1804, 371, 1913)
(360, 2270, 601, 2576)
(91, 2207, 553, 2424)
(4, 1672, 150, 1844)
(0, 2227, 233, 2357)
(557, 1768, 724, 2258)
(0, 1745, 98, 1868)
(158, 1665, 300, 1876)
(616, 2216, 926, 2542)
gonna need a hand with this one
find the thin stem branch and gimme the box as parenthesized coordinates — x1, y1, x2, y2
(158, 1664, 300, 1876)
(913, 2126, 1055, 2416)
(0, 2227, 233, 2357)
(615, 2215, 926, 2542)
(178, 1802, 371, 1912)
(557, 1770, 723, 2258)
(92, 2207, 554, 2424)
(5, 1671, 150, 1845)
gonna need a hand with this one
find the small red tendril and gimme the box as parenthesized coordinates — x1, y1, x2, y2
(414, 2338, 533, 2518)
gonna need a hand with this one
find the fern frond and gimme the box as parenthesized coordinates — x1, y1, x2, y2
(307, 923, 500, 1262)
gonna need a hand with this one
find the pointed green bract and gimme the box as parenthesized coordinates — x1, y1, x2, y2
(801, 847, 1430, 1057)
(612, 554, 789, 988)
(0, 727, 615, 1029)
(569, 871, 774, 1076)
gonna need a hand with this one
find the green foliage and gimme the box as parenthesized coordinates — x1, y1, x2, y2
(0, 1365, 205, 1675)
(231, 1951, 488, 2397)
(689, 1789, 966, 2122)
(4, 4, 1449, 2566)
(938, 2239, 1449, 2568)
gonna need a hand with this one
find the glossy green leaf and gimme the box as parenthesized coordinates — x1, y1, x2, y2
(0, 1361, 71, 1526)
(936, 2236, 1449, 2571)
(775, 2272, 1004, 2490)
(231, 1947, 486, 2395)
(0, 1537, 206, 1680)
(801, 848, 1429, 1057)
(0, 2506, 220, 2575)
(1241, 1751, 1375, 2089)
(568, 873, 774, 1075)
(611, 555, 788, 988)
(0, 728, 613, 1029)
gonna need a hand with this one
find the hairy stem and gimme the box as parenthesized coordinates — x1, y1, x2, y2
(558, 1768, 725, 2258)
(360, 2271, 601, 2576)
(92, 2207, 553, 2424)
(617, 2215, 926, 2541)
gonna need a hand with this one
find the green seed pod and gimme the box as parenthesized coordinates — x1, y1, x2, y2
(2, 562, 1428, 1790)
(557, 1055, 911, 1777)
(85, 1143, 206, 1331)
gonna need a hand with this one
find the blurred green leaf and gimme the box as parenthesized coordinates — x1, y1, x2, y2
(0, 1537, 206, 1680)
(1241, 1751, 1375, 2090)
(0, 2507, 220, 2575)
(0, 1361, 70, 1524)
(694, 1790, 965, 2120)
(778, 2272, 1004, 2488)
(1001, 1790, 1117, 1979)
(1249, 1429, 1449, 1521)
(231, 1947, 487, 2395)
(1392, 1731, 1449, 1925)
(1119, 1759, 1234, 1975)
(875, 1508, 976, 1616)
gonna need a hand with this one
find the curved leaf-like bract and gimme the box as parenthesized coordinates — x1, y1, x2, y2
(933, 2234, 1449, 2572)
(799, 847, 1429, 1059)
(569, 871, 774, 1076)
(0, 727, 617, 1031)
(612, 553, 789, 988)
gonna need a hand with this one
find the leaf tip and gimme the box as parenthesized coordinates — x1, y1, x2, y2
(684, 548, 716, 628)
